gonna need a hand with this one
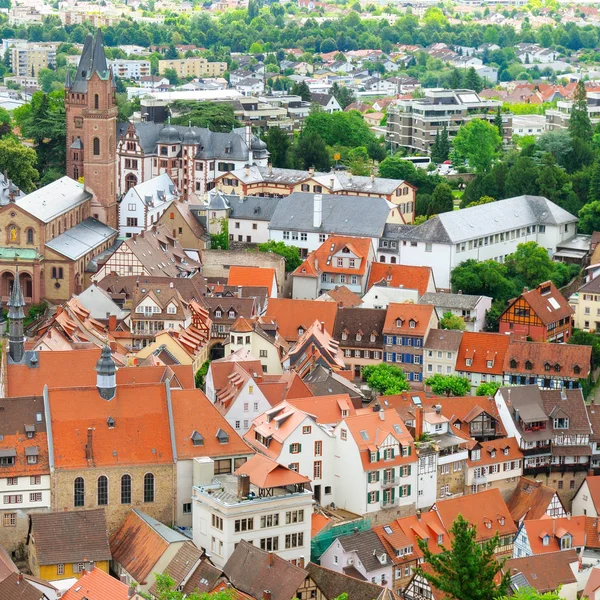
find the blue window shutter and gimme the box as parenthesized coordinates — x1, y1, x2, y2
(392, 352, 397, 362)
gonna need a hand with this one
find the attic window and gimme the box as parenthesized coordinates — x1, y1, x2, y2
(487, 360, 493, 368)
(484, 519, 492, 530)
(466, 359, 473, 367)
(574, 365, 581, 375)
(503, 447, 509, 456)
(544, 363, 551, 372)
(228, 310, 235, 318)
(298, 327, 304, 336)
(215, 310, 222, 318)
(525, 361, 533, 370)
(490, 450, 496, 458)
(542, 535, 550, 546)
(107, 417, 115, 429)
(341, 332, 348, 341)
(24, 425, 35, 439)
(216, 428, 229, 444)
(510, 359, 517, 369)
(498, 516, 505, 526)
(471, 449, 480, 461)
(396, 318, 403, 328)
(167, 304, 176, 315)
(370, 334, 376, 342)
(356, 333, 362, 342)
(409, 320, 416, 328)
(191, 431, 204, 446)
(554, 364, 561, 373)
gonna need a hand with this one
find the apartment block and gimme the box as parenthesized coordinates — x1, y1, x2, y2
(386, 88, 509, 153)
(8, 42, 56, 77)
(546, 92, 600, 132)
(108, 59, 151, 80)
(158, 57, 227, 78)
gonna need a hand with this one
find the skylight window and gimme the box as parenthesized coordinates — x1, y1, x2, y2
(360, 430, 369, 440)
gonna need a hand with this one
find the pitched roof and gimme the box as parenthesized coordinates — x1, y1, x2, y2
(383, 303, 436, 337)
(235, 453, 310, 488)
(228, 266, 276, 290)
(48, 383, 174, 469)
(504, 281, 573, 326)
(580, 476, 600, 514)
(504, 340, 591, 379)
(316, 285, 363, 307)
(0, 573, 45, 600)
(455, 332, 512, 375)
(286, 394, 356, 424)
(424, 329, 463, 351)
(46, 218, 118, 261)
(305, 562, 396, 600)
(170, 388, 251, 460)
(30, 509, 111, 565)
(182, 559, 222, 596)
(62, 567, 131, 600)
(148, 542, 202, 598)
(333, 307, 386, 349)
(337, 530, 390, 572)
(222, 540, 307, 600)
(503, 551, 578, 594)
(110, 509, 187, 584)
(467, 437, 522, 468)
(420, 292, 484, 310)
(583, 567, 600, 600)
(507, 477, 565, 524)
(588, 403, 600, 443)
(265, 299, 338, 342)
(519, 515, 600, 554)
(433, 489, 517, 542)
(367, 263, 434, 296)
(97, 273, 207, 303)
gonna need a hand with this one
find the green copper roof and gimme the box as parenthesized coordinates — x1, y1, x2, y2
(0, 248, 41, 260)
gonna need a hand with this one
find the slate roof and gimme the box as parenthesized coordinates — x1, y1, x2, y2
(424, 329, 463, 351)
(222, 540, 307, 600)
(396, 195, 578, 244)
(45, 218, 118, 261)
(117, 122, 265, 159)
(303, 364, 365, 401)
(228, 195, 282, 221)
(29, 509, 111, 566)
(268, 192, 392, 237)
(337, 530, 391, 572)
(16, 177, 91, 223)
(420, 292, 484, 310)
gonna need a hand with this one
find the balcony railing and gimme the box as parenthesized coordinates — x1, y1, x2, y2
(381, 498, 400, 508)
(522, 445, 552, 457)
(382, 477, 397, 488)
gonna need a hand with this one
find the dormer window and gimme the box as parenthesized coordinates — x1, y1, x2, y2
(525, 360, 533, 370)
(216, 428, 229, 444)
(437, 534, 443, 544)
(553, 417, 569, 429)
(370, 334, 376, 342)
(409, 320, 416, 328)
(341, 331, 348, 341)
(510, 359, 517, 369)
(484, 519, 492, 530)
(370, 451, 377, 463)
(490, 450, 496, 458)
(542, 535, 550, 546)
(167, 304, 176, 315)
(25, 425, 35, 439)
(356, 333, 362, 341)
(498, 516, 505, 526)
(574, 365, 581, 375)
(561, 534, 572, 550)
(215, 310, 222, 318)
(503, 447, 509, 456)
(487, 360, 493, 368)
(191, 431, 204, 446)
(554, 364, 561, 373)
(298, 327, 304, 336)
(471, 449, 481, 461)
(544, 363, 551, 372)
(396, 318, 403, 328)
(466, 359, 472, 367)
(229, 310, 235, 318)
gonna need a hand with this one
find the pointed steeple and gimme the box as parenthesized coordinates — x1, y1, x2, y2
(65, 68, 72, 90)
(71, 30, 112, 93)
(90, 29, 109, 78)
(8, 267, 25, 364)
(95, 344, 116, 401)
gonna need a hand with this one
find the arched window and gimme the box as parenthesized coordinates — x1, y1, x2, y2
(144, 473, 155, 503)
(94, 94, 99, 109)
(73, 166, 79, 180)
(26, 228, 34, 244)
(121, 474, 131, 504)
(74, 477, 85, 507)
(58, 268, 63, 279)
(97, 476, 108, 506)
(51, 267, 57, 279)
(93, 137, 100, 156)
(125, 173, 137, 192)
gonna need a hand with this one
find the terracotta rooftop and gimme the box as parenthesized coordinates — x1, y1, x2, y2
(455, 332, 512, 375)
(383, 303, 436, 337)
(228, 266, 276, 291)
(316, 285, 363, 308)
(504, 281, 573, 326)
(519, 515, 600, 555)
(466, 437, 522, 468)
(0, 573, 45, 600)
(62, 567, 131, 600)
(265, 298, 338, 342)
(506, 477, 565, 524)
(367, 263, 434, 296)
(235, 453, 310, 489)
(503, 551, 577, 594)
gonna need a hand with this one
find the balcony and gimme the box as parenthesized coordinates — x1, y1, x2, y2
(382, 477, 397, 489)
(553, 463, 589, 473)
(473, 475, 488, 485)
(522, 445, 552, 456)
(524, 464, 551, 476)
(381, 498, 400, 508)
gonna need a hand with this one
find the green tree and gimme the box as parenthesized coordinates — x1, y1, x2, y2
(505, 241, 556, 289)
(463, 66, 483, 93)
(476, 381, 501, 396)
(195, 360, 210, 389)
(430, 183, 454, 215)
(589, 157, 600, 203)
(505, 155, 540, 198)
(415, 515, 510, 600)
(320, 38, 337, 53)
(568, 330, 600, 370)
(170, 101, 236, 132)
(291, 81, 311, 102)
(303, 110, 377, 148)
(330, 82, 355, 109)
(569, 80, 592, 143)
(431, 124, 449, 163)
(165, 44, 179, 59)
(425, 374, 470, 396)
(0, 138, 39, 192)
(0, 107, 11, 138)
(210, 218, 228, 250)
(264, 127, 292, 168)
(536, 129, 572, 166)
(362, 363, 410, 395)
(451, 259, 517, 304)
(494, 107, 503, 137)
(294, 131, 330, 171)
(440, 311, 466, 331)
(145, 573, 236, 599)
(163, 67, 180, 85)
(453, 119, 501, 173)
(466, 195, 495, 208)
(579, 200, 600, 234)
(257, 240, 302, 272)
(502, 590, 560, 600)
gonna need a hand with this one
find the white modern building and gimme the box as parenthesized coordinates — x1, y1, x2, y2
(386, 195, 579, 289)
(191, 455, 313, 569)
(109, 59, 151, 80)
(119, 173, 179, 237)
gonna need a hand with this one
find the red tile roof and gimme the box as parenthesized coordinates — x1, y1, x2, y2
(235, 453, 310, 488)
(367, 263, 434, 296)
(503, 551, 578, 594)
(265, 299, 338, 342)
(228, 266, 277, 290)
(506, 477, 565, 524)
(455, 332, 512, 375)
(466, 437, 522, 468)
(62, 567, 130, 600)
(581, 476, 600, 515)
(48, 383, 174, 469)
(521, 516, 600, 555)
(504, 281, 573, 326)
(383, 303, 436, 337)
(170, 388, 251, 460)
(286, 394, 356, 424)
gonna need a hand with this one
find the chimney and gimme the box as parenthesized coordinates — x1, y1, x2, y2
(330, 177, 335, 189)
(237, 473, 250, 498)
(268, 552, 274, 567)
(523, 286, 528, 293)
(17, 574, 23, 584)
(268, 163, 273, 173)
(313, 194, 322, 229)
(108, 314, 117, 332)
(320, 321, 325, 333)
(308, 167, 314, 176)
(86, 428, 94, 461)
(263, 592, 272, 600)
(415, 406, 424, 439)
(298, 556, 305, 569)
(379, 409, 385, 421)
(370, 173, 375, 182)
(245, 164, 250, 177)
(314, 258, 319, 271)
(416, 509, 421, 521)
(560, 386, 567, 401)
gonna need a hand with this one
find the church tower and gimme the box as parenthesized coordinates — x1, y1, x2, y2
(8, 267, 26, 364)
(65, 30, 118, 229)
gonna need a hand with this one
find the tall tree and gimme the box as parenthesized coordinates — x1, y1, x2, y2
(430, 183, 454, 215)
(438, 124, 450, 162)
(0, 138, 39, 192)
(463, 67, 483, 92)
(291, 81, 311, 102)
(264, 127, 292, 168)
(569, 80, 592, 143)
(330, 82, 355, 109)
(294, 131, 330, 171)
(431, 130, 441, 163)
(416, 514, 510, 600)
(494, 107, 503, 138)
(579, 200, 600, 234)
(453, 119, 501, 173)
(505, 241, 557, 289)
(589, 158, 600, 203)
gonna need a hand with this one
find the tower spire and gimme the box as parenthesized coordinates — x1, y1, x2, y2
(8, 266, 26, 363)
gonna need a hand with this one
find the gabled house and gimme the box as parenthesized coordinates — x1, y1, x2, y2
(503, 340, 591, 390)
(455, 332, 512, 394)
(228, 265, 278, 298)
(423, 329, 462, 378)
(419, 292, 491, 332)
(62, 566, 137, 600)
(572, 475, 600, 518)
(383, 303, 438, 386)
(310, 93, 341, 113)
(367, 263, 436, 297)
(265, 298, 338, 343)
(507, 477, 567, 532)
(28, 509, 111, 581)
(464, 437, 523, 498)
(333, 409, 417, 516)
(333, 307, 386, 380)
(292, 235, 375, 301)
(499, 281, 574, 342)
(156, 196, 210, 251)
(495, 385, 593, 502)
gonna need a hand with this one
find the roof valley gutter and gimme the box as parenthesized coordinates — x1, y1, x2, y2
(43, 384, 54, 472)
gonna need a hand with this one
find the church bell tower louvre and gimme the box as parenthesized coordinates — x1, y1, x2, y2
(65, 29, 118, 230)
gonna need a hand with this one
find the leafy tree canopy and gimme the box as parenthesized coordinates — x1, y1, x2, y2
(0, 138, 38, 192)
(363, 363, 410, 395)
(453, 119, 502, 173)
(440, 311, 466, 331)
(476, 381, 501, 396)
(171, 101, 237, 132)
(257, 240, 302, 272)
(425, 374, 470, 396)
